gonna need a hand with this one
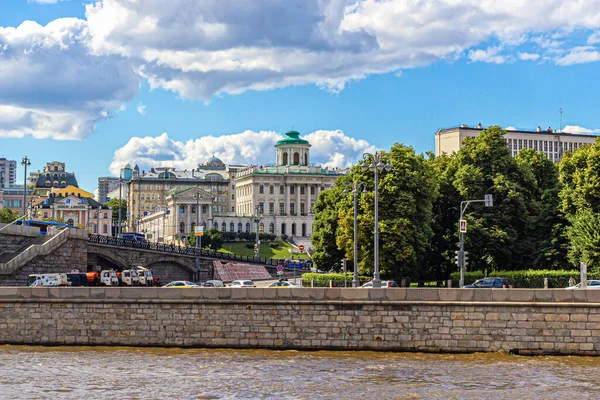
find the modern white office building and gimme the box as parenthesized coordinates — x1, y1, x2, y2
(435, 124, 598, 162)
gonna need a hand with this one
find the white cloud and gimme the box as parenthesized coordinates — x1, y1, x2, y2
(588, 31, 600, 44)
(136, 103, 147, 115)
(468, 47, 514, 64)
(555, 46, 600, 65)
(0, 19, 139, 139)
(109, 129, 375, 175)
(83, 0, 600, 101)
(505, 126, 517, 131)
(518, 52, 540, 61)
(564, 125, 600, 135)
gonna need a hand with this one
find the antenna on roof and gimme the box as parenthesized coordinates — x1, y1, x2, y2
(559, 107, 563, 133)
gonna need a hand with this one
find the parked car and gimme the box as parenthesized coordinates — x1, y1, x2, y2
(566, 280, 600, 289)
(206, 280, 224, 287)
(361, 280, 399, 288)
(199, 282, 216, 287)
(162, 281, 199, 288)
(268, 281, 303, 288)
(464, 277, 514, 288)
(230, 280, 256, 288)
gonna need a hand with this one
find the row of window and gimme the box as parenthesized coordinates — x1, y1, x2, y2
(135, 183, 226, 191)
(255, 184, 324, 195)
(2, 199, 22, 208)
(179, 221, 309, 236)
(44, 181, 67, 188)
(237, 201, 314, 216)
(507, 138, 589, 155)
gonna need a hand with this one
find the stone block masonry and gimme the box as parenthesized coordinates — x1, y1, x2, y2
(1, 287, 600, 355)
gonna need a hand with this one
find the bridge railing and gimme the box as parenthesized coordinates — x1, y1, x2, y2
(88, 234, 289, 266)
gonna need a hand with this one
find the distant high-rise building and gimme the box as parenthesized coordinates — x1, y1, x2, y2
(0, 158, 17, 188)
(97, 177, 120, 203)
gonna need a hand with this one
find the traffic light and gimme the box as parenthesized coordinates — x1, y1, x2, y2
(454, 250, 461, 266)
(463, 251, 469, 268)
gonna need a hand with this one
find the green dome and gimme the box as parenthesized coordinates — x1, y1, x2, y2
(276, 131, 310, 146)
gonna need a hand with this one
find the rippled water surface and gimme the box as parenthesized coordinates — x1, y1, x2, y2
(1, 346, 599, 399)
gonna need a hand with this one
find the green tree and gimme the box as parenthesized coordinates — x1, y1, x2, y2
(313, 143, 437, 280)
(311, 187, 345, 271)
(203, 228, 224, 251)
(515, 149, 566, 269)
(0, 208, 18, 223)
(559, 139, 600, 269)
(104, 198, 128, 224)
(428, 153, 462, 280)
(450, 126, 535, 272)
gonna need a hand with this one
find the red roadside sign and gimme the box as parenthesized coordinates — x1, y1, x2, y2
(299, 245, 305, 251)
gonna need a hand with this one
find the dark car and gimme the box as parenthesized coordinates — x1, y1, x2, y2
(464, 277, 514, 288)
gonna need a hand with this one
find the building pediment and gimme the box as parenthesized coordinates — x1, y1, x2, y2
(169, 187, 215, 201)
(54, 195, 89, 206)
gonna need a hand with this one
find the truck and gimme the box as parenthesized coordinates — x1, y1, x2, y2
(27, 273, 68, 287)
(134, 266, 154, 286)
(86, 270, 120, 286)
(119, 269, 140, 286)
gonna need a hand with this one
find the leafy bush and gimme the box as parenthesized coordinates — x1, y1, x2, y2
(302, 273, 371, 287)
(449, 269, 600, 288)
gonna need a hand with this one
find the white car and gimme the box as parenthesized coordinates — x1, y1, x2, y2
(361, 280, 399, 288)
(566, 280, 600, 289)
(268, 281, 303, 288)
(230, 280, 256, 288)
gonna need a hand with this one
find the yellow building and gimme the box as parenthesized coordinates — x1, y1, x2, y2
(51, 186, 94, 199)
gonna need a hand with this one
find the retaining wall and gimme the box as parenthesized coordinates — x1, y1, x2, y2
(1, 287, 599, 355)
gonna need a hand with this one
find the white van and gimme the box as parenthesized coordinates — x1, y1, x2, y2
(134, 266, 154, 286)
(120, 269, 140, 286)
(27, 273, 68, 287)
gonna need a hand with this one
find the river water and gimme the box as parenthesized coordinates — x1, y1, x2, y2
(0, 346, 599, 399)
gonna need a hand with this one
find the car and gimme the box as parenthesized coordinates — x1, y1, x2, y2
(268, 281, 303, 288)
(230, 280, 256, 288)
(198, 282, 215, 287)
(361, 280, 399, 288)
(464, 277, 514, 288)
(566, 280, 600, 289)
(162, 281, 199, 288)
(206, 280, 224, 287)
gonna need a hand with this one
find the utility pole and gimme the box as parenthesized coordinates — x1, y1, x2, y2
(458, 194, 493, 288)
(343, 180, 368, 287)
(21, 156, 31, 218)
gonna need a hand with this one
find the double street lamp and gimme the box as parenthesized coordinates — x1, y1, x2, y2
(360, 152, 392, 288)
(343, 180, 368, 288)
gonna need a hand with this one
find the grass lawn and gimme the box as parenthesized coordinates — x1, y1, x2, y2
(219, 241, 310, 260)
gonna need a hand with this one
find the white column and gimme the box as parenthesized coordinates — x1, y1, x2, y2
(285, 183, 290, 215)
(186, 203, 191, 234)
(296, 183, 300, 216)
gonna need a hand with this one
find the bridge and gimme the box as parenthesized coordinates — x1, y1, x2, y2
(87, 234, 286, 283)
(0, 223, 299, 285)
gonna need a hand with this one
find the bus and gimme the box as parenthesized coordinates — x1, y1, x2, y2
(16, 220, 78, 234)
(122, 232, 145, 242)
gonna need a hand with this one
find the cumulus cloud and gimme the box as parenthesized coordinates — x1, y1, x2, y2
(0, 19, 139, 139)
(564, 125, 600, 135)
(505, 126, 518, 131)
(109, 129, 375, 175)
(83, 0, 600, 101)
(5, 1, 600, 140)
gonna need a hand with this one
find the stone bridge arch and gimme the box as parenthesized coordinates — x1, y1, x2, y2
(87, 245, 128, 271)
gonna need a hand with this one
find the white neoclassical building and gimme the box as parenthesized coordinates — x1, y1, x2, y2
(138, 131, 347, 248)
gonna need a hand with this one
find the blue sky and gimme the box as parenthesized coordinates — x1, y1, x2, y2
(2, 0, 600, 193)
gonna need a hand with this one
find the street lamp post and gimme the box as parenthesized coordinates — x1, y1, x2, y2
(458, 194, 493, 288)
(117, 173, 123, 238)
(361, 152, 392, 288)
(343, 180, 368, 287)
(21, 156, 31, 218)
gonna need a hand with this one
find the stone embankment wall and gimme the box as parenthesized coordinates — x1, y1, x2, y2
(1, 287, 600, 355)
(0, 224, 39, 253)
